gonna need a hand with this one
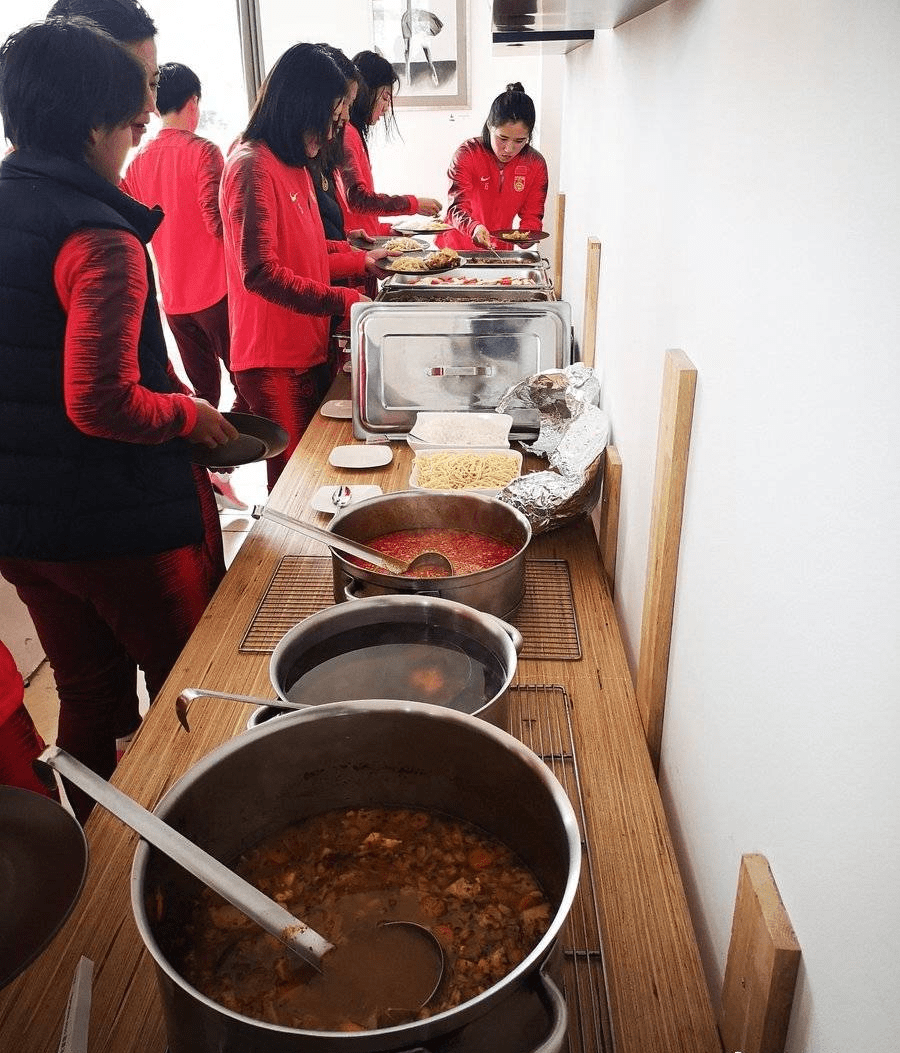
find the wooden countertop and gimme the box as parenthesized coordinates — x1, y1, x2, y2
(0, 379, 720, 1053)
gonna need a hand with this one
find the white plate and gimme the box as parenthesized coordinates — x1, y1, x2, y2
(320, 399, 352, 419)
(309, 484, 383, 514)
(328, 445, 393, 469)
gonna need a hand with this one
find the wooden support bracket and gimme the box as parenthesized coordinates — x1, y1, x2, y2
(636, 348, 697, 770)
(594, 445, 622, 596)
(719, 854, 801, 1053)
(553, 192, 566, 295)
(580, 236, 601, 368)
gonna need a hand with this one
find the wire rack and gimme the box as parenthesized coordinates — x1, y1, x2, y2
(239, 556, 580, 660)
(509, 684, 616, 1053)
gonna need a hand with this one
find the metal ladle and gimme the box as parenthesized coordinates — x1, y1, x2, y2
(34, 747, 444, 1004)
(255, 506, 454, 577)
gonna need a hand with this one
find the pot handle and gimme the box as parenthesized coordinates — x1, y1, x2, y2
(175, 687, 309, 732)
(487, 614, 524, 655)
(342, 577, 440, 602)
(391, 966, 567, 1053)
(529, 966, 568, 1053)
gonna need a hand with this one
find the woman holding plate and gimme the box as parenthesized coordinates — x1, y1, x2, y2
(437, 83, 548, 252)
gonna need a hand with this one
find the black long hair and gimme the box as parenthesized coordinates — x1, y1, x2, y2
(480, 82, 536, 149)
(45, 0, 156, 43)
(349, 49, 400, 145)
(241, 43, 346, 169)
(0, 17, 144, 161)
(314, 44, 359, 171)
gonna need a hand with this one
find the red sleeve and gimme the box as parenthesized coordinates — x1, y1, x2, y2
(445, 142, 483, 242)
(53, 229, 197, 442)
(229, 153, 357, 317)
(325, 239, 368, 281)
(518, 151, 548, 232)
(340, 127, 416, 219)
(197, 138, 225, 240)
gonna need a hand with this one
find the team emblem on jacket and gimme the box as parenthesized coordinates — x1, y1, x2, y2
(514, 175, 525, 192)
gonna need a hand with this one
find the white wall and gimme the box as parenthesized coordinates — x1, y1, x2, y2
(558, 1, 900, 1050)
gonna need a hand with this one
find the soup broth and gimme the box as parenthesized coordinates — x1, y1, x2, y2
(283, 624, 505, 712)
(173, 806, 551, 1032)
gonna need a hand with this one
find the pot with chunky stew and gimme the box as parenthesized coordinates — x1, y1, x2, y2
(133, 701, 580, 1053)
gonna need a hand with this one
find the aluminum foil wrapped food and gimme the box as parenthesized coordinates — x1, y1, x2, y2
(495, 363, 611, 533)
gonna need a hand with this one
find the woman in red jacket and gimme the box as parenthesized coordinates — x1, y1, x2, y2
(438, 83, 548, 252)
(220, 43, 390, 489)
(341, 49, 442, 238)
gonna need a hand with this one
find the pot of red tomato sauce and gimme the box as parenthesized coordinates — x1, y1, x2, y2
(327, 491, 531, 619)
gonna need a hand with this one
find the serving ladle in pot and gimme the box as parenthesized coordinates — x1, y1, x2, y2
(34, 747, 444, 1006)
(254, 506, 454, 577)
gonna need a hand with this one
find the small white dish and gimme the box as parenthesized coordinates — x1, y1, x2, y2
(310, 484, 383, 514)
(328, 445, 393, 469)
(320, 399, 352, 419)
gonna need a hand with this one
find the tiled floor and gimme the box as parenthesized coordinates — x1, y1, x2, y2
(3, 459, 267, 747)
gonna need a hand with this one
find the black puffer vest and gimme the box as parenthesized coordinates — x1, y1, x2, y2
(0, 151, 203, 560)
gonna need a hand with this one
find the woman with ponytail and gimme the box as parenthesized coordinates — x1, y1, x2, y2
(437, 82, 548, 251)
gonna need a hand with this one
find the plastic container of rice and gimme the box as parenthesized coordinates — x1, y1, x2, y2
(406, 412, 513, 451)
(409, 447, 523, 494)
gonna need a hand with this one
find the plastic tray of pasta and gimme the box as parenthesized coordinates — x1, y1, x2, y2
(409, 447, 523, 494)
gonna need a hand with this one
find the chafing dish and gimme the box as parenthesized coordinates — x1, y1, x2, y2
(380, 266, 552, 300)
(349, 300, 572, 441)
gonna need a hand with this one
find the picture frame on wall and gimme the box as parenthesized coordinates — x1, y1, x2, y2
(371, 0, 469, 109)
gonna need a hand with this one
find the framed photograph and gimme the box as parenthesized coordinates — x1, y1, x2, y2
(371, 0, 469, 109)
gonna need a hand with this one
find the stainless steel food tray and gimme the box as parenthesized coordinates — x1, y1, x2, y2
(457, 250, 548, 267)
(380, 266, 551, 299)
(378, 289, 553, 303)
(350, 300, 572, 441)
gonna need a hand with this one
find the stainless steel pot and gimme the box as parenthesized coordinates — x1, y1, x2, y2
(264, 594, 521, 729)
(132, 701, 581, 1053)
(328, 491, 532, 619)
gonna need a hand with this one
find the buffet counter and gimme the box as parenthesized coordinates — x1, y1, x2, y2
(0, 378, 721, 1053)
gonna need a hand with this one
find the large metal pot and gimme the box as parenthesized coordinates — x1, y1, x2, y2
(132, 701, 580, 1053)
(263, 594, 521, 729)
(328, 491, 531, 619)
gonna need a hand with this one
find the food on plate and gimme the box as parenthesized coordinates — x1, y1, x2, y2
(499, 230, 537, 241)
(351, 527, 518, 578)
(415, 450, 521, 491)
(407, 274, 536, 287)
(390, 248, 460, 273)
(176, 805, 551, 1031)
(390, 255, 430, 271)
(381, 236, 423, 252)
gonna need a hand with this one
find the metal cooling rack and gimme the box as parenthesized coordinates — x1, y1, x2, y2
(239, 557, 580, 660)
(509, 684, 616, 1053)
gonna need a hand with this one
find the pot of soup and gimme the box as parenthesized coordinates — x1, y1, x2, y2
(327, 491, 531, 619)
(257, 594, 521, 730)
(132, 701, 581, 1052)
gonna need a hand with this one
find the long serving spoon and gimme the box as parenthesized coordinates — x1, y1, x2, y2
(254, 506, 454, 577)
(34, 748, 444, 1006)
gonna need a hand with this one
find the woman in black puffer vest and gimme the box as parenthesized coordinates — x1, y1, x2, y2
(0, 17, 238, 822)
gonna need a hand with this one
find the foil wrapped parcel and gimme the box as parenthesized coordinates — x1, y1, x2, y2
(496, 363, 611, 533)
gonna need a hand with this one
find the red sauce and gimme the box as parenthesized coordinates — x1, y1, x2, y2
(350, 528, 518, 578)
